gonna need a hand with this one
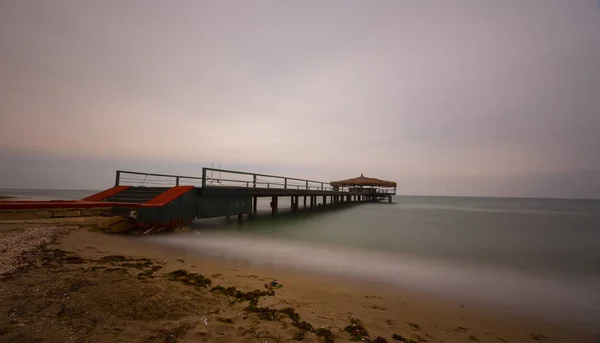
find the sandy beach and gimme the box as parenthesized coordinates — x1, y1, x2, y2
(0, 220, 594, 343)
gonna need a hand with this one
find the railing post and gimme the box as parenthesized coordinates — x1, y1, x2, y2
(321, 182, 323, 190)
(284, 178, 287, 189)
(176, 176, 180, 186)
(253, 174, 257, 188)
(115, 170, 121, 186)
(201, 168, 207, 188)
(305, 180, 308, 190)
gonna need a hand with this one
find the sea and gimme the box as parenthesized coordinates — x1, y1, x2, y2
(2, 189, 599, 330)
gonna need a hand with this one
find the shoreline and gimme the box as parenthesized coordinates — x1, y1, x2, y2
(0, 222, 593, 342)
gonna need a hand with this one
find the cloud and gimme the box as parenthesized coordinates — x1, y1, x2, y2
(1, 0, 599, 197)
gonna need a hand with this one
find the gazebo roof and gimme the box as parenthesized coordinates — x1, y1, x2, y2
(330, 173, 397, 188)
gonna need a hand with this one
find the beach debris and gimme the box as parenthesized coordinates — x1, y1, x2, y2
(210, 285, 274, 305)
(142, 227, 155, 235)
(43, 248, 85, 264)
(292, 321, 315, 340)
(408, 322, 421, 331)
(468, 335, 479, 342)
(315, 327, 335, 343)
(245, 303, 281, 321)
(176, 258, 185, 263)
(280, 307, 300, 322)
(371, 337, 388, 343)
(164, 269, 211, 287)
(392, 334, 418, 343)
(120, 258, 153, 270)
(216, 317, 234, 324)
(454, 326, 469, 332)
(99, 255, 127, 263)
(201, 317, 208, 326)
(149, 323, 193, 343)
(344, 318, 369, 341)
(530, 333, 548, 341)
(265, 280, 282, 290)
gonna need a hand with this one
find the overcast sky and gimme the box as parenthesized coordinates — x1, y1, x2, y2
(1, 1, 599, 198)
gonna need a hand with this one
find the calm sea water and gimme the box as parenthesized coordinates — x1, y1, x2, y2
(2, 190, 599, 329)
(161, 196, 600, 330)
(0, 189, 99, 200)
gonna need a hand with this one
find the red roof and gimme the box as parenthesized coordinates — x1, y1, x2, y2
(330, 173, 396, 188)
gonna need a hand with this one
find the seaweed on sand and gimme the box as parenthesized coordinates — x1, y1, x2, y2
(344, 318, 369, 341)
(164, 269, 211, 288)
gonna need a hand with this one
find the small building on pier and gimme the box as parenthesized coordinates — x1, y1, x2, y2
(330, 173, 397, 195)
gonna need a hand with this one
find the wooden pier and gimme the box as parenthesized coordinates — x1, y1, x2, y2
(89, 168, 397, 229)
(0, 168, 396, 231)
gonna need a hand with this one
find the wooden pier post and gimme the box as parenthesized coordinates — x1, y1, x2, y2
(310, 196, 314, 209)
(238, 213, 244, 222)
(303, 196, 307, 209)
(271, 196, 278, 217)
(388, 195, 392, 203)
(323, 196, 327, 206)
(253, 196, 258, 217)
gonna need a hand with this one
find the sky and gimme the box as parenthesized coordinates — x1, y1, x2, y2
(1, 0, 600, 198)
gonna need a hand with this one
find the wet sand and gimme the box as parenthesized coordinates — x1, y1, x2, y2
(0, 224, 595, 342)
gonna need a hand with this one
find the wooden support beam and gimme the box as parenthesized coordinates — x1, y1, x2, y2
(303, 196, 307, 208)
(253, 196, 258, 217)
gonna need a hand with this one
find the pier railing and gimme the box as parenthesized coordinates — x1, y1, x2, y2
(201, 167, 338, 191)
(114, 169, 396, 194)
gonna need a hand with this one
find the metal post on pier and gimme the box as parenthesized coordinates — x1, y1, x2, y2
(115, 170, 121, 186)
